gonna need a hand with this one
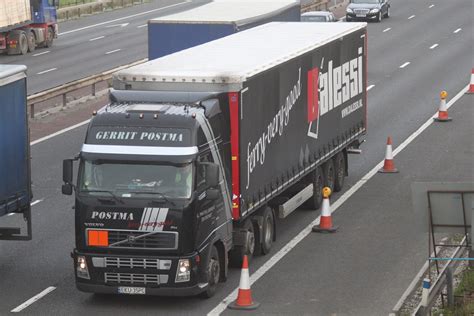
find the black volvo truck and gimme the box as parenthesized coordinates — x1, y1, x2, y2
(62, 22, 368, 297)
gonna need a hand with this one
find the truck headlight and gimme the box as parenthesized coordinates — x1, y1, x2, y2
(77, 256, 90, 279)
(175, 259, 191, 283)
(370, 8, 380, 13)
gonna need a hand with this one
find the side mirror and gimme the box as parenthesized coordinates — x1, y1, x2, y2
(62, 183, 73, 195)
(206, 189, 219, 200)
(63, 159, 73, 183)
(205, 163, 219, 188)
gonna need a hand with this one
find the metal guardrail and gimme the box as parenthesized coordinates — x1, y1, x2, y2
(27, 59, 147, 118)
(414, 236, 467, 316)
(301, 0, 329, 12)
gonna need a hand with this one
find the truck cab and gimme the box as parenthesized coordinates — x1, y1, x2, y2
(63, 91, 233, 297)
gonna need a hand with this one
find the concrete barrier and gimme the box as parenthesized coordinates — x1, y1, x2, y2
(57, 0, 149, 21)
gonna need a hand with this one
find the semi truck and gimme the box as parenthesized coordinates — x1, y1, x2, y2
(0, 0, 58, 55)
(0, 64, 32, 240)
(148, 0, 300, 60)
(62, 22, 368, 297)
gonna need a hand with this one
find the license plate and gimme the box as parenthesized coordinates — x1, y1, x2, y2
(118, 286, 146, 295)
(356, 14, 366, 17)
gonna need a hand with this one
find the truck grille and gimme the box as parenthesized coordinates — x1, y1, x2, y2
(105, 272, 168, 285)
(104, 257, 171, 270)
(107, 230, 178, 250)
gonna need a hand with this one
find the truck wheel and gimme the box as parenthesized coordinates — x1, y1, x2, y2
(45, 27, 54, 48)
(19, 32, 28, 55)
(304, 166, 324, 210)
(323, 159, 335, 192)
(27, 31, 36, 53)
(333, 151, 346, 192)
(201, 245, 220, 298)
(259, 207, 274, 255)
(229, 219, 255, 267)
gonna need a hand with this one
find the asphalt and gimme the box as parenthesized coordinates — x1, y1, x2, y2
(0, 0, 472, 314)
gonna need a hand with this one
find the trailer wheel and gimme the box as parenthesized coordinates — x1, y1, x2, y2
(333, 151, 345, 192)
(19, 31, 28, 55)
(323, 159, 335, 192)
(259, 207, 274, 255)
(201, 245, 220, 298)
(45, 27, 54, 48)
(229, 219, 255, 267)
(27, 31, 36, 52)
(304, 166, 324, 210)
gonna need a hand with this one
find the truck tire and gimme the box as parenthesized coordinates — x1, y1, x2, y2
(304, 166, 324, 210)
(44, 27, 54, 48)
(258, 207, 274, 255)
(229, 219, 255, 267)
(333, 151, 346, 192)
(323, 159, 335, 192)
(201, 245, 220, 298)
(19, 31, 28, 55)
(27, 31, 36, 53)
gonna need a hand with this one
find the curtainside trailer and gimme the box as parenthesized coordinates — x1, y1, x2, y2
(0, 64, 32, 240)
(147, 0, 300, 60)
(62, 22, 368, 297)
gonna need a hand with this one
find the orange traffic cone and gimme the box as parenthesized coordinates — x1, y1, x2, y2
(312, 187, 338, 233)
(467, 69, 474, 94)
(228, 255, 260, 310)
(378, 136, 399, 173)
(434, 91, 452, 122)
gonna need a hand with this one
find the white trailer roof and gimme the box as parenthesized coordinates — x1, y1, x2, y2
(0, 64, 26, 86)
(149, 0, 300, 25)
(115, 22, 366, 91)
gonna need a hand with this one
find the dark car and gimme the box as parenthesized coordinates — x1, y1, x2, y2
(346, 0, 390, 22)
(301, 11, 337, 22)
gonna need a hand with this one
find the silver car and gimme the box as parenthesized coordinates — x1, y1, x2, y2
(301, 11, 337, 22)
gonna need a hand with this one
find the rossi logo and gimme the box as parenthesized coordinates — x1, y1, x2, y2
(307, 47, 364, 139)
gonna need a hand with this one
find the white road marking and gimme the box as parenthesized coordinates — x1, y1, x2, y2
(37, 68, 57, 75)
(58, 1, 189, 36)
(429, 4, 435, 8)
(429, 43, 439, 49)
(31, 119, 90, 146)
(408, 15, 416, 20)
(454, 28, 462, 33)
(137, 24, 147, 28)
(208, 84, 469, 316)
(33, 51, 50, 57)
(31, 199, 43, 206)
(105, 22, 129, 28)
(105, 49, 121, 55)
(383, 27, 391, 33)
(11, 287, 56, 313)
(400, 62, 410, 69)
(367, 84, 375, 91)
(89, 36, 105, 41)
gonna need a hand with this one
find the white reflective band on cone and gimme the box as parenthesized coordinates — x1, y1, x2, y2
(239, 268, 250, 290)
(385, 144, 393, 160)
(321, 198, 331, 217)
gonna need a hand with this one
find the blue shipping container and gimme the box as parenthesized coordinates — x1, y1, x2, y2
(0, 64, 30, 217)
(148, 1, 301, 60)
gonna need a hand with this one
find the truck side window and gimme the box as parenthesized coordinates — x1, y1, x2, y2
(196, 152, 212, 188)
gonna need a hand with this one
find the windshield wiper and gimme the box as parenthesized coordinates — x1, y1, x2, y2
(131, 191, 176, 206)
(82, 190, 125, 204)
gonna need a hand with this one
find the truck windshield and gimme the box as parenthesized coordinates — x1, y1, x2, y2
(79, 160, 193, 199)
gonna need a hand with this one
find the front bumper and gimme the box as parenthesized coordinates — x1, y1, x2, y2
(73, 249, 208, 297)
(346, 12, 380, 20)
